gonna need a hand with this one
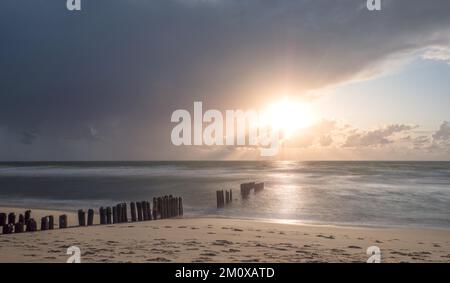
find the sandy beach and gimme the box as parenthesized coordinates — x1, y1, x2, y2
(1, 207, 449, 263)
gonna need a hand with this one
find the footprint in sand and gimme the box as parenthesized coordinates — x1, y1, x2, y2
(186, 248, 199, 251)
(317, 234, 335, 240)
(271, 247, 287, 251)
(212, 240, 233, 246)
(200, 251, 218, 257)
(347, 246, 362, 249)
(223, 248, 240, 253)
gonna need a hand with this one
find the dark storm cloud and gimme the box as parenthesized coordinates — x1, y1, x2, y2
(1, 0, 450, 159)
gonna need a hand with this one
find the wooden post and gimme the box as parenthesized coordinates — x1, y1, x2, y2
(149, 200, 153, 220)
(240, 183, 254, 198)
(142, 201, 148, 221)
(2, 223, 13, 234)
(123, 203, 128, 222)
(144, 201, 149, 220)
(160, 197, 164, 219)
(41, 216, 49, 231)
(174, 197, 179, 216)
(116, 204, 122, 223)
(112, 206, 117, 224)
(99, 207, 106, 225)
(88, 209, 95, 226)
(160, 197, 165, 219)
(26, 219, 37, 232)
(146, 201, 152, 220)
(141, 201, 148, 221)
(255, 182, 264, 193)
(78, 209, 86, 226)
(230, 189, 232, 202)
(8, 213, 16, 225)
(48, 215, 54, 230)
(240, 183, 246, 197)
(24, 210, 31, 224)
(99, 207, 104, 224)
(106, 207, 112, 224)
(179, 197, 183, 216)
(152, 198, 158, 220)
(172, 196, 176, 217)
(59, 215, 67, 229)
(217, 190, 225, 208)
(164, 196, 169, 219)
(130, 202, 137, 222)
(14, 222, 24, 233)
(170, 197, 177, 217)
(18, 214, 24, 224)
(146, 201, 151, 220)
(137, 202, 143, 221)
(168, 196, 171, 218)
(0, 213, 6, 226)
(159, 197, 163, 219)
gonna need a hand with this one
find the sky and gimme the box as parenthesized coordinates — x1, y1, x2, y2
(1, 0, 450, 161)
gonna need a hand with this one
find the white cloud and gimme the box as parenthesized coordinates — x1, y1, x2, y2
(423, 47, 450, 64)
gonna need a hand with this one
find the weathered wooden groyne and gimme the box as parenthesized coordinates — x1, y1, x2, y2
(240, 182, 264, 198)
(0, 195, 183, 235)
(216, 189, 233, 208)
(216, 182, 264, 208)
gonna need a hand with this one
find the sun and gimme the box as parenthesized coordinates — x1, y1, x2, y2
(261, 98, 316, 138)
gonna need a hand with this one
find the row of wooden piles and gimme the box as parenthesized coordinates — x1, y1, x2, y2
(77, 195, 183, 227)
(216, 189, 233, 208)
(215, 182, 265, 208)
(240, 182, 264, 198)
(0, 210, 67, 234)
(0, 195, 183, 235)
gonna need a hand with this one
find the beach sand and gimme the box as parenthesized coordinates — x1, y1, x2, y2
(0, 207, 449, 263)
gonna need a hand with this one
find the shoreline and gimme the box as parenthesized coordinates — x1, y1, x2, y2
(2, 205, 450, 232)
(1, 207, 450, 263)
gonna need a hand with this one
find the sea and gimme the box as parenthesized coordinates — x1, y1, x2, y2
(0, 161, 449, 229)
